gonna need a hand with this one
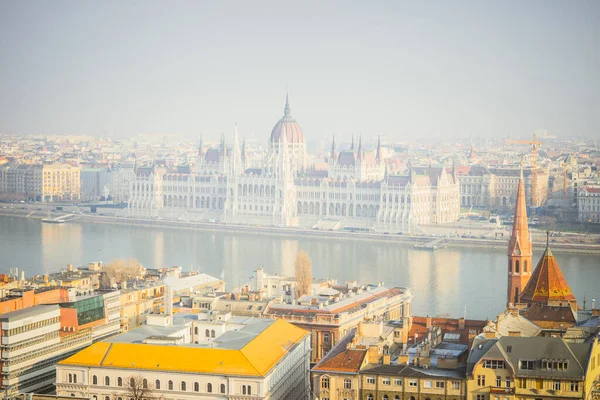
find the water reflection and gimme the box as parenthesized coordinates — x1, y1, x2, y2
(1, 215, 599, 320)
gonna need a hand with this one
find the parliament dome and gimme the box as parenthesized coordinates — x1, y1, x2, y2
(269, 95, 305, 144)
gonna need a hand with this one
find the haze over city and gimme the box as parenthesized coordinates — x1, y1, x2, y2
(1, 0, 599, 141)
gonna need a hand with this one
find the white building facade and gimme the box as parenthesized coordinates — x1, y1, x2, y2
(128, 97, 460, 232)
(578, 186, 600, 223)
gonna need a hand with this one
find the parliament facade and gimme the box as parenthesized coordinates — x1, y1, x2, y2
(128, 97, 460, 232)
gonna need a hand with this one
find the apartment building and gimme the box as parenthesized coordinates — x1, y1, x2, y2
(467, 336, 600, 400)
(0, 163, 80, 202)
(264, 284, 413, 364)
(0, 288, 120, 396)
(578, 186, 600, 223)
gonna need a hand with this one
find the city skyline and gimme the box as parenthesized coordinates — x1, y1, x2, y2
(1, 1, 599, 140)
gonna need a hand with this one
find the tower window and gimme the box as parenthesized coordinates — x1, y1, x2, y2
(515, 260, 520, 273)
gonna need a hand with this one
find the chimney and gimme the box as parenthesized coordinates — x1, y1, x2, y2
(426, 316, 432, 328)
(225, 293, 231, 300)
(67, 264, 73, 272)
(383, 354, 391, 365)
(458, 317, 465, 330)
(249, 292, 256, 301)
(44, 274, 49, 283)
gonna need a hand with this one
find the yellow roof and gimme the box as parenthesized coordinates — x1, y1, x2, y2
(59, 319, 308, 377)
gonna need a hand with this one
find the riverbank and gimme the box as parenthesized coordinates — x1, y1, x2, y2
(2, 207, 600, 254)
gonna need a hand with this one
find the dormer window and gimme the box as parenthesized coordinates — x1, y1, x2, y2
(483, 359, 506, 369)
(542, 360, 568, 370)
(519, 360, 535, 370)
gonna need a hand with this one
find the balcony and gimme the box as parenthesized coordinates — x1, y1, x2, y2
(337, 388, 357, 399)
(491, 387, 515, 395)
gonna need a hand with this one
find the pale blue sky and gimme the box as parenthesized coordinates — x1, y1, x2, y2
(1, 1, 598, 142)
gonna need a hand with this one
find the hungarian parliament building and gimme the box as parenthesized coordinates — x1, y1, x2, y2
(128, 97, 460, 232)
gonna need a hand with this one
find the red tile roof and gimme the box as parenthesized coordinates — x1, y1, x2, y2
(520, 247, 577, 306)
(312, 349, 366, 373)
(408, 316, 487, 345)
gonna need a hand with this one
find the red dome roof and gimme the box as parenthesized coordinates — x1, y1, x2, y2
(269, 95, 305, 144)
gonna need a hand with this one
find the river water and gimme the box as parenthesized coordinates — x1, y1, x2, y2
(1, 215, 598, 320)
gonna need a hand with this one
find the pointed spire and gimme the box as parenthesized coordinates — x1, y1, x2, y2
(284, 91, 291, 117)
(221, 133, 227, 158)
(241, 135, 248, 163)
(198, 135, 204, 158)
(351, 134, 355, 151)
(357, 136, 363, 161)
(508, 168, 531, 257)
(330, 135, 337, 162)
(376, 135, 382, 162)
(384, 163, 389, 180)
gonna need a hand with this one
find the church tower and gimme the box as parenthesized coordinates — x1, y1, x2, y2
(507, 169, 532, 306)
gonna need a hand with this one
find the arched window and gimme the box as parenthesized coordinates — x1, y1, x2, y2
(383, 396, 389, 400)
(211, 329, 215, 338)
(105, 397, 110, 400)
(243, 386, 247, 395)
(143, 379, 148, 389)
(248, 386, 252, 395)
(118, 377, 123, 387)
(105, 376, 110, 386)
(73, 375, 77, 383)
(515, 260, 520, 273)
(220, 383, 226, 393)
(68, 374, 72, 383)
(168, 380, 173, 390)
(155, 380, 161, 389)
(207, 383, 213, 393)
(181, 381, 187, 391)
(92, 375, 98, 385)
(395, 396, 400, 400)
(367, 394, 373, 400)
(194, 382, 199, 392)
(205, 329, 210, 337)
(194, 327, 199, 335)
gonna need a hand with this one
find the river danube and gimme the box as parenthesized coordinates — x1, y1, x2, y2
(1, 215, 599, 320)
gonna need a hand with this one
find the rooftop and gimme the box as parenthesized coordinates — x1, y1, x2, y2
(59, 319, 308, 377)
(0, 304, 59, 321)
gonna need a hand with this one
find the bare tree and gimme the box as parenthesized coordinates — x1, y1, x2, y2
(112, 375, 163, 400)
(100, 258, 144, 288)
(294, 249, 312, 298)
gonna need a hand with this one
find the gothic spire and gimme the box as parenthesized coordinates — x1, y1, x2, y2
(508, 169, 531, 258)
(330, 135, 337, 162)
(351, 134, 355, 151)
(376, 135, 382, 162)
(357, 136, 363, 161)
(284, 92, 291, 117)
(198, 135, 204, 158)
(221, 133, 227, 158)
(241, 135, 248, 163)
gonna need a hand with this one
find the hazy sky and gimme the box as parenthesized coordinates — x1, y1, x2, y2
(1, 1, 598, 143)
